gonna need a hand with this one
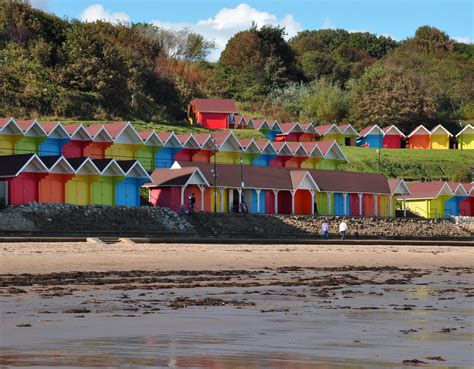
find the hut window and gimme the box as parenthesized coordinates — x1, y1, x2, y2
(0, 182, 7, 208)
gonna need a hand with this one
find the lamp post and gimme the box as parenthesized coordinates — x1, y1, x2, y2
(378, 128, 382, 173)
(459, 121, 463, 150)
(210, 134, 218, 213)
(240, 147, 244, 203)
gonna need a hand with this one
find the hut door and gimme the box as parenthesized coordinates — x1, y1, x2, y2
(0, 182, 7, 208)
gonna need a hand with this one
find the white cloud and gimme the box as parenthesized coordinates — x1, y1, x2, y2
(153, 3, 302, 61)
(453, 36, 472, 44)
(80, 4, 130, 24)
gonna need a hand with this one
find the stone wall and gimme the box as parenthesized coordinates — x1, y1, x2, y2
(0, 203, 193, 234)
(188, 213, 473, 240)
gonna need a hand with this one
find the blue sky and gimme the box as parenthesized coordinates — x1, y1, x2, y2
(31, 0, 473, 60)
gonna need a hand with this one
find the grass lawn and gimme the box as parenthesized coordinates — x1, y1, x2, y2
(341, 146, 474, 181)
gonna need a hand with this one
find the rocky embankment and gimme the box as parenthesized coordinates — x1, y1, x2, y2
(0, 203, 193, 234)
(188, 213, 473, 240)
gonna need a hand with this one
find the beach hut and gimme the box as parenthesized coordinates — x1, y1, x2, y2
(174, 133, 201, 162)
(188, 98, 237, 129)
(155, 132, 182, 168)
(135, 130, 161, 172)
(0, 154, 48, 205)
(402, 181, 453, 218)
(382, 125, 405, 149)
(212, 131, 241, 164)
(314, 141, 349, 170)
(456, 124, 474, 150)
(252, 140, 277, 167)
(90, 159, 126, 205)
(38, 156, 75, 203)
(190, 133, 214, 163)
(238, 138, 261, 165)
(146, 167, 210, 212)
(430, 125, 452, 150)
(0, 117, 23, 155)
(269, 142, 294, 167)
(276, 122, 305, 142)
(65, 157, 101, 205)
(115, 160, 151, 207)
(101, 122, 143, 161)
(39, 122, 70, 157)
(62, 124, 92, 158)
(299, 142, 324, 169)
(15, 119, 47, 154)
(285, 142, 309, 168)
(337, 124, 359, 146)
(298, 123, 318, 142)
(233, 115, 251, 129)
(84, 125, 114, 159)
(444, 183, 468, 217)
(356, 125, 384, 149)
(459, 183, 473, 216)
(315, 124, 343, 145)
(388, 178, 411, 217)
(407, 125, 431, 149)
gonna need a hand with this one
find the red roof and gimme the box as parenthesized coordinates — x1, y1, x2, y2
(279, 123, 301, 134)
(315, 124, 337, 136)
(192, 98, 237, 113)
(40, 122, 59, 134)
(405, 182, 452, 199)
(252, 119, 269, 130)
(359, 125, 382, 137)
(101, 122, 129, 139)
(313, 141, 334, 155)
(238, 138, 254, 149)
(85, 124, 103, 137)
(0, 117, 13, 129)
(138, 130, 154, 140)
(16, 119, 36, 132)
(63, 124, 81, 135)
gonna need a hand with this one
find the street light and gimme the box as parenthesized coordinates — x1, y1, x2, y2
(210, 134, 218, 213)
(240, 146, 245, 203)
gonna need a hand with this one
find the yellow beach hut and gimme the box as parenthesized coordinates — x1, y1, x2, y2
(401, 181, 453, 218)
(0, 117, 23, 155)
(430, 125, 452, 150)
(456, 124, 474, 150)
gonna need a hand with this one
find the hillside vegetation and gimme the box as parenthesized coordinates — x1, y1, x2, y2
(341, 147, 474, 182)
(1, 0, 473, 135)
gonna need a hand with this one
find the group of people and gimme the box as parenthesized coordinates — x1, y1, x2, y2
(321, 220, 347, 240)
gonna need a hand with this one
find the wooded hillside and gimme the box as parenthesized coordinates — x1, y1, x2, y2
(1, 0, 473, 133)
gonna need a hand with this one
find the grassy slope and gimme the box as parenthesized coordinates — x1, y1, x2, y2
(341, 146, 474, 181)
(59, 120, 472, 181)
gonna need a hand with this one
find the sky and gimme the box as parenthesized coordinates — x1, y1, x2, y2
(31, 0, 473, 60)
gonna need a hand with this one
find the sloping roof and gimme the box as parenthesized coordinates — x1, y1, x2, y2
(462, 183, 474, 196)
(447, 182, 468, 196)
(382, 125, 406, 137)
(279, 122, 304, 134)
(146, 167, 210, 187)
(174, 161, 390, 194)
(315, 124, 341, 136)
(338, 124, 359, 136)
(388, 179, 411, 195)
(39, 155, 75, 174)
(251, 119, 271, 130)
(308, 169, 391, 194)
(254, 140, 277, 154)
(0, 154, 48, 177)
(300, 142, 324, 158)
(430, 124, 452, 136)
(16, 119, 47, 136)
(358, 125, 383, 138)
(63, 124, 92, 140)
(0, 117, 22, 135)
(456, 124, 474, 137)
(408, 125, 430, 138)
(404, 181, 453, 200)
(192, 98, 237, 113)
(0, 117, 15, 130)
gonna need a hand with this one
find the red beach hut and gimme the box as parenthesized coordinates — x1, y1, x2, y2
(382, 125, 406, 148)
(0, 154, 48, 205)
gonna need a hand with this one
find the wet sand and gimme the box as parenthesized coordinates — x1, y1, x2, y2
(0, 242, 473, 274)
(0, 243, 473, 368)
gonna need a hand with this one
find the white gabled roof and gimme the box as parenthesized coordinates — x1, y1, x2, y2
(99, 160, 126, 177)
(122, 160, 152, 181)
(290, 171, 320, 191)
(47, 156, 75, 174)
(408, 125, 430, 138)
(324, 141, 349, 163)
(383, 125, 406, 137)
(338, 124, 359, 136)
(430, 124, 452, 137)
(456, 124, 474, 137)
(0, 117, 23, 136)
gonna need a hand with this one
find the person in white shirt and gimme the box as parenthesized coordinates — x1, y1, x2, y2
(339, 220, 347, 240)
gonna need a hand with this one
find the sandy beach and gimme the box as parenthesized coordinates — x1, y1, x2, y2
(1, 242, 473, 368)
(1, 242, 473, 274)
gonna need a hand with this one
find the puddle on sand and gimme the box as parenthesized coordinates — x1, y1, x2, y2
(0, 267, 472, 368)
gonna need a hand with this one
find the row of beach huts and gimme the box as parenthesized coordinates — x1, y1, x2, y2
(0, 114, 472, 218)
(189, 98, 474, 149)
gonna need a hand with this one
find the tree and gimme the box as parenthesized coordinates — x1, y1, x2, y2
(304, 79, 349, 122)
(350, 64, 436, 131)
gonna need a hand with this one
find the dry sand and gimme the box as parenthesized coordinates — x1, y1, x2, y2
(1, 241, 473, 274)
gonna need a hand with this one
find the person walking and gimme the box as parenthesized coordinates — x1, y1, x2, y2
(339, 220, 347, 240)
(321, 221, 329, 239)
(188, 193, 196, 214)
